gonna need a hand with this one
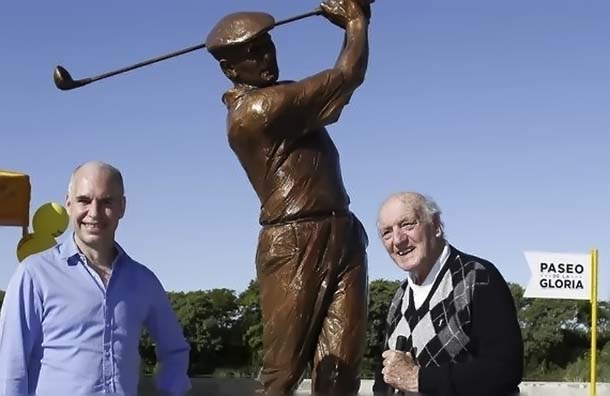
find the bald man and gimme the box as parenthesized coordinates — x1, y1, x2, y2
(0, 161, 190, 396)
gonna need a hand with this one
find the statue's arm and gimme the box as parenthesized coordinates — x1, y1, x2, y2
(267, 0, 369, 132)
(326, 0, 369, 102)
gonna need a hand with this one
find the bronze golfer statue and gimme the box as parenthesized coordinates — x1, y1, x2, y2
(206, 0, 371, 394)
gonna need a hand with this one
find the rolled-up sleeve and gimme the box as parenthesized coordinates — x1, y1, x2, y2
(261, 69, 347, 135)
(144, 273, 191, 396)
(0, 265, 43, 396)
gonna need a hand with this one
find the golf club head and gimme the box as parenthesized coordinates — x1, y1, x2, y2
(53, 65, 88, 90)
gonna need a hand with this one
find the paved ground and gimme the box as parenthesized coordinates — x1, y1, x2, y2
(139, 378, 610, 395)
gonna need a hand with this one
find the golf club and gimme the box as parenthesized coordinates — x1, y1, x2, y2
(53, 8, 322, 91)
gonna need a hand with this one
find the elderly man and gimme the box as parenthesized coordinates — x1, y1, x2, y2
(374, 192, 523, 396)
(205, 0, 370, 395)
(0, 161, 190, 396)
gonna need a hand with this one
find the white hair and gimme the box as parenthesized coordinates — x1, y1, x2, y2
(378, 191, 445, 237)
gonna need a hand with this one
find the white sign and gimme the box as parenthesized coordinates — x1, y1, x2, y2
(524, 251, 591, 300)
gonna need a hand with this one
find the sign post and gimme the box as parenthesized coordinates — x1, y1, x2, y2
(590, 249, 598, 396)
(524, 250, 599, 396)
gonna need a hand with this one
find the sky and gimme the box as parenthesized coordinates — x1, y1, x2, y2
(1, 1, 609, 300)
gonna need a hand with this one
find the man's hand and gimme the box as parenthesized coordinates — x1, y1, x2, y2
(320, 0, 368, 29)
(381, 350, 419, 393)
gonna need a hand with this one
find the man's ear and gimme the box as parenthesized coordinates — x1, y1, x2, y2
(220, 59, 236, 80)
(119, 196, 126, 220)
(433, 214, 443, 237)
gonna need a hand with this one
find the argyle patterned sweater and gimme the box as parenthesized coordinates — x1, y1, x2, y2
(373, 246, 523, 396)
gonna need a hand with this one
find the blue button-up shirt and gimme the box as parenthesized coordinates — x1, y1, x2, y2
(0, 236, 191, 396)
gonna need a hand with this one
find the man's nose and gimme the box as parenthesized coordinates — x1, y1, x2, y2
(88, 201, 101, 217)
(392, 228, 407, 244)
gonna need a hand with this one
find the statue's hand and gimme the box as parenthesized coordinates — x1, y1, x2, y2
(320, 0, 366, 29)
(358, 0, 372, 20)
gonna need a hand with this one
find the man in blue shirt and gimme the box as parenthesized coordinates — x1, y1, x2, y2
(0, 161, 191, 396)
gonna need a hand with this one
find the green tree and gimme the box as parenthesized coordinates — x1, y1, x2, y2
(237, 280, 263, 374)
(563, 340, 610, 382)
(576, 299, 610, 342)
(509, 283, 591, 379)
(173, 289, 239, 374)
(139, 289, 240, 376)
(362, 279, 400, 377)
(138, 329, 156, 375)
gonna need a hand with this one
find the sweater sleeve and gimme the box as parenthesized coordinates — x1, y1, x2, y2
(418, 267, 523, 395)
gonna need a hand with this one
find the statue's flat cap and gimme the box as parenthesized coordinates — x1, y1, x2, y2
(206, 12, 275, 52)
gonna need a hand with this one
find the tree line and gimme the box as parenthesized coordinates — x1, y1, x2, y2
(1, 282, 609, 381)
(139, 280, 610, 381)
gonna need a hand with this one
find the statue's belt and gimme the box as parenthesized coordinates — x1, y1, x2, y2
(261, 209, 351, 227)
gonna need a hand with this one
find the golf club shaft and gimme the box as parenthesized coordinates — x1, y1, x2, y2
(86, 43, 206, 85)
(69, 8, 322, 88)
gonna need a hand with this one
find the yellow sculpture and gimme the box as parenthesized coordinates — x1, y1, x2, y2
(32, 202, 69, 238)
(16, 233, 57, 262)
(1, 169, 69, 262)
(0, 170, 30, 229)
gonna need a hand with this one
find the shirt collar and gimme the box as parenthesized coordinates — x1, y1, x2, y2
(222, 81, 290, 108)
(222, 85, 254, 108)
(58, 233, 126, 266)
(407, 242, 450, 288)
